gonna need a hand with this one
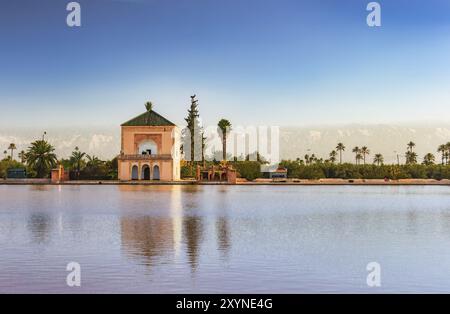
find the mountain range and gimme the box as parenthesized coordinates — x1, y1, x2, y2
(1, 124, 450, 164)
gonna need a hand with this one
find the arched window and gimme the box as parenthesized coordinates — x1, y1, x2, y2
(153, 165, 160, 180)
(138, 140, 158, 155)
(131, 165, 139, 180)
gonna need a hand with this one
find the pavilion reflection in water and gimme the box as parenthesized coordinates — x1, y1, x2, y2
(119, 186, 231, 271)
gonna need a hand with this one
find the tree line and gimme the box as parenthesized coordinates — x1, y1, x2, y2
(1, 140, 117, 179)
(280, 141, 450, 180)
(300, 141, 450, 166)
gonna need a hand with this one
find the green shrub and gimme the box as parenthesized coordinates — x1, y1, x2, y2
(279, 160, 450, 180)
(234, 161, 261, 181)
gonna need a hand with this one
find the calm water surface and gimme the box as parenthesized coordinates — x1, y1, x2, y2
(1, 185, 450, 293)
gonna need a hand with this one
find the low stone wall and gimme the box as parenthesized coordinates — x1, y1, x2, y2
(1, 178, 450, 186)
(0, 178, 51, 185)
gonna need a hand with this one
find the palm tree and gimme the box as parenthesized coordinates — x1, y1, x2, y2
(405, 151, 418, 165)
(407, 141, 416, 152)
(217, 119, 232, 161)
(329, 150, 337, 164)
(355, 152, 363, 165)
(438, 144, 446, 165)
(86, 155, 103, 168)
(25, 140, 57, 178)
(361, 146, 370, 165)
(336, 143, 345, 164)
(70, 147, 86, 179)
(8, 143, 17, 160)
(304, 154, 310, 165)
(373, 153, 384, 166)
(352, 146, 361, 164)
(18, 150, 26, 163)
(422, 153, 435, 166)
(446, 142, 450, 165)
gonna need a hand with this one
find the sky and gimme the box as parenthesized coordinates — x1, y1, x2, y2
(1, 0, 450, 129)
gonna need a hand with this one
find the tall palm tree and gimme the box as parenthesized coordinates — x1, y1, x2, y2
(336, 143, 345, 164)
(8, 143, 17, 160)
(405, 151, 418, 165)
(25, 140, 57, 178)
(355, 152, 363, 165)
(217, 119, 232, 161)
(70, 147, 86, 179)
(373, 153, 384, 166)
(329, 150, 337, 164)
(18, 150, 26, 163)
(352, 146, 361, 164)
(407, 141, 416, 152)
(361, 146, 370, 165)
(422, 153, 435, 166)
(438, 144, 446, 165)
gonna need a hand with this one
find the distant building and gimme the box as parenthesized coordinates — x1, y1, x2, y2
(51, 165, 69, 183)
(7, 168, 27, 179)
(118, 105, 180, 181)
(261, 166, 288, 180)
(269, 167, 287, 179)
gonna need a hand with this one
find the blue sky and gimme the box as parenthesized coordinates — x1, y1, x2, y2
(1, 0, 450, 128)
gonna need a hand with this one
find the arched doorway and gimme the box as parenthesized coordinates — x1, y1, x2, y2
(141, 165, 150, 180)
(153, 165, 160, 180)
(131, 165, 139, 180)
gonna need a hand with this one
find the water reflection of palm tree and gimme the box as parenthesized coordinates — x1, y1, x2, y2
(27, 212, 53, 243)
(216, 217, 230, 258)
(215, 186, 231, 259)
(183, 216, 203, 272)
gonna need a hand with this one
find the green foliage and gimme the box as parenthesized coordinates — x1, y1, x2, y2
(70, 154, 118, 180)
(233, 161, 261, 181)
(181, 165, 196, 178)
(279, 160, 450, 180)
(61, 148, 118, 180)
(0, 159, 26, 179)
(183, 95, 205, 162)
(25, 140, 57, 178)
(217, 119, 232, 134)
(217, 118, 232, 161)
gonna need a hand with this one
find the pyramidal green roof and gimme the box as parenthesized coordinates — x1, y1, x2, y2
(121, 110, 176, 127)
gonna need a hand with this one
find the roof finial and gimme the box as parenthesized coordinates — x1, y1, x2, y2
(145, 101, 153, 112)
